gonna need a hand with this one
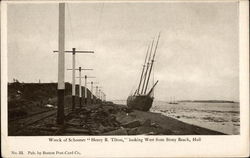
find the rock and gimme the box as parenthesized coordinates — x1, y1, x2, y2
(98, 124, 106, 132)
(66, 122, 80, 127)
(127, 128, 138, 135)
(144, 131, 157, 135)
(103, 128, 127, 135)
(91, 130, 101, 135)
(126, 108, 133, 113)
(122, 120, 141, 128)
(45, 104, 54, 108)
(142, 119, 151, 127)
(151, 122, 161, 128)
(136, 126, 158, 135)
(128, 125, 172, 135)
(65, 128, 89, 134)
(163, 128, 174, 135)
(232, 118, 239, 122)
(45, 123, 54, 128)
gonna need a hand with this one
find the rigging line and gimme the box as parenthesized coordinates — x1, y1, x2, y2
(152, 61, 154, 97)
(135, 43, 150, 95)
(144, 33, 161, 94)
(141, 39, 154, 94)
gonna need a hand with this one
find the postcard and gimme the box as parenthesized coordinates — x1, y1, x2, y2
(1, 0, 249, 157)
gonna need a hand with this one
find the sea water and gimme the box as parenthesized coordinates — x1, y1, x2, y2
(152, 101, 240, 135)
(112, 100, 240, 135)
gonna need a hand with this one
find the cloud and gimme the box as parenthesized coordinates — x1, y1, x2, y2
(7, 2, 239, 101)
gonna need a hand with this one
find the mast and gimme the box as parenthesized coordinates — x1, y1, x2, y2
(144, 32, 160, 94)
(135, 44, 150, 95)
(141, 39, 154, 94)
(152, 60, 154, 97)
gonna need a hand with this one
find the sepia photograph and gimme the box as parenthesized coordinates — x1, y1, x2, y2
(1, 0, 249, 157)
(7, 1, 240, 136)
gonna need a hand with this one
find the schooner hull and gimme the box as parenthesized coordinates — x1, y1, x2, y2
(127, 95, 153, 111)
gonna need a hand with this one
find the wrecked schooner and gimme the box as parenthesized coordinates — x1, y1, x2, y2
(127, 33, 160, 111)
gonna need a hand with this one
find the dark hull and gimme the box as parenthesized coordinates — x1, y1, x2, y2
(127, 95, 153, 111)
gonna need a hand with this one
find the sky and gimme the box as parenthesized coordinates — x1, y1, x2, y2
(7, 2, 239, 101)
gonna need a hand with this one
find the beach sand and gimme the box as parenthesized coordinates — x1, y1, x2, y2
(115, 109, 225, 135)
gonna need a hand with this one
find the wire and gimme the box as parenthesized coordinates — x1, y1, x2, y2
(66, 3, 74, 44)
(93, 3, 105, 50)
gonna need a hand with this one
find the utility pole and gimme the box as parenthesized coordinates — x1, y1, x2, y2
(91, 82, 94, 104)
(95, 86, 99, 103)
(54, 3, 95, 125)
(75, 67, 93, 108)
(56, 48, 94, 111)
(95, 86, 102, 103)
(79, 67, 82, 108)
(99, 89, 102, 101)
(87, 81, 98, 104)
(56, 48, 94, 110)
(84, 75, 96, 104)
(101, 91, 105, 102)
(53, 48, 94, 110)
(76, 75, 95, 105)
(103, 93, 106, 102)
(57, 3, 65, 125)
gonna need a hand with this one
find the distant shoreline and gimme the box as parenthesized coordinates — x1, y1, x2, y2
(112, 99, 238, 104)
(178, 100, 237, 103)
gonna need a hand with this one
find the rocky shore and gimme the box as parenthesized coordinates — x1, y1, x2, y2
(13, 102, 224, 136)
(8, 82, 225, 135)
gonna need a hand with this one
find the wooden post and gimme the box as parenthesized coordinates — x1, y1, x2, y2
(99, 89, 102, 101)
(76, 75, 95, 105)
(79, 67, 82, 108)
(72, 48, 76, 110)
(57, 3, 65, 125)
(55, 49, 94, 110)
(87, 81, 98, 104)
(84, 75, 87, 104)
(96, 86, 98, 103)
(68, 66, 93, 109)
(91, 81, 93, 104)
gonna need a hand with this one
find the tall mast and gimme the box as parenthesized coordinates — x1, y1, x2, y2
(136, 44, 150, 95)
(141, 39, 154, 94)
(144, 32, 160, 94)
